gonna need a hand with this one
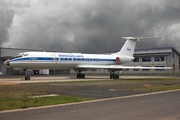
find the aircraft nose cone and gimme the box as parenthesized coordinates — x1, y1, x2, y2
(4, 60, 10, 67)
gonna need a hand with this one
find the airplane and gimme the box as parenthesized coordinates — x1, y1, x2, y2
(4, 37, 174, 80)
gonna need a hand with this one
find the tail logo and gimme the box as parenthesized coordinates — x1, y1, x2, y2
(127, 48, 131, 51)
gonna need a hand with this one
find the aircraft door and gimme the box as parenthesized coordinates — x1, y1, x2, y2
(52, 54, 57, 64)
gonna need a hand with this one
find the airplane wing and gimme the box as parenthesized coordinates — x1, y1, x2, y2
(77, 65, 174, 70)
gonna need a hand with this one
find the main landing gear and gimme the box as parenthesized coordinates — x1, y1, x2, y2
(109, 71, 119, 79)
(22, 69, 30, 81)
(74, 70, 85, 78)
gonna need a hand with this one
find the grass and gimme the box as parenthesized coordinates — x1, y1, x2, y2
(0, 95, 86, 111)
(0, 83, 88, 111)
(0, 78, 180, 111)
(130, 84, 180, 92)
(144, 84, 180, 92)
(119, 78, 180, 82)
(113, 78, 180, 92)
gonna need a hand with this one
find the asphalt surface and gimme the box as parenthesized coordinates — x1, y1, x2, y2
(0, 90, 180, 120)
(0, 75, 178, 84)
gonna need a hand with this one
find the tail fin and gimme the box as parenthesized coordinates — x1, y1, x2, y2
(112, 37, 161, 57)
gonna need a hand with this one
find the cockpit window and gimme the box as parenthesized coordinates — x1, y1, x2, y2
(9, 53, 24, 60)
(24, 53, 29, 56)
(17, 53, 24, 56)
(9, 52, 29, 60)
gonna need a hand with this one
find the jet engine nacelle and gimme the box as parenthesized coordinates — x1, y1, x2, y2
(115, 56, 134, 64)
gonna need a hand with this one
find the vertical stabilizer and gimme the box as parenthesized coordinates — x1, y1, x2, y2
(112, 37, 161, 57)
(118, 38, 137, 56)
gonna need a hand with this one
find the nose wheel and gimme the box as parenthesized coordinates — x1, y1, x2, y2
(24, 76, 30, 80)
(21, 70, 31, 81)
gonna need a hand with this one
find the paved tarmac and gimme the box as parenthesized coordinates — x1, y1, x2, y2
(0, 75, 178, 84)
(0, 90, 180, 120)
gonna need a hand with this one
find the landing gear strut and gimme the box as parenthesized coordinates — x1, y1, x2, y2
(22, 69, 30, 81)
(109, 71, 119, 79)
(74, 70, 85, 78)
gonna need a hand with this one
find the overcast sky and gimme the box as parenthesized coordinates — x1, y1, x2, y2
(1, 0, 180, 53)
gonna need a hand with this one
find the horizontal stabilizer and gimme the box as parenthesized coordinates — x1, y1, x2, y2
(121, 37, 162, 40)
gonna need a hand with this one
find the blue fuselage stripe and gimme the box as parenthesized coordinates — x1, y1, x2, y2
(10, 57, 116, 62)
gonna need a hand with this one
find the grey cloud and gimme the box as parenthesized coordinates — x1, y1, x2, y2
(1, 0, 180, 53)
(0, 1, 14, 46)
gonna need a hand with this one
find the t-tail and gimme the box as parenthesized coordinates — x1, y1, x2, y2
(112, 37, 162, 57)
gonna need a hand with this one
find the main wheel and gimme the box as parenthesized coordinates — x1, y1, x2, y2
(112, 74, 119, 79)
(77, 73, 85, 78)
(82, 74, 85, 78)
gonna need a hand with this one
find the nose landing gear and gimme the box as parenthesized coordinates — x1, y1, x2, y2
(24, 75, 30, 80)
(21, 69, 31, 81)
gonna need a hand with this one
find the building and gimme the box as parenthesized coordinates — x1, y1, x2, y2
(0, 47, 179, 75)
(123, 47, 179, 74)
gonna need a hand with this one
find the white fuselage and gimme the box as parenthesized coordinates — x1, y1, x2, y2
(8, 52, 134, 70)
(4, 37, 170, 80)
